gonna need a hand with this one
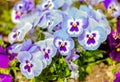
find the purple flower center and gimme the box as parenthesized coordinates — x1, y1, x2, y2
(24, 60, 33, 72)
(86, 33, 96, 45)
(12, 32, 20, 39)
(15, 11, 24, 19)
(43, 48, 50, 59)
(44, 1, 52, 8)
(59, 42, 67, 52)
(69, 22, 79, 32)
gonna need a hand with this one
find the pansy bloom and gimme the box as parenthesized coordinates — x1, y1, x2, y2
(17, 39, 43, 79)
(37, 10, 63, 32)
(114, 71, 120, 82)
(37, 0, 72, 11)
(8, 23, 32, 44)
(11, 0, 35, 23)
(78, 18, 107, 50)
(80, 5, 111, 35)
(0, 74, 12, 82)
(103, 0, 120, 18)
(35, 38, 57, 67)
(19, 52, 43, 79)
(54, 29, 74, 56)
(62, 7, 88, 37)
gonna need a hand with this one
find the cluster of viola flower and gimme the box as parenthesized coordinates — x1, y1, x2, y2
(4, 0, 120, 81)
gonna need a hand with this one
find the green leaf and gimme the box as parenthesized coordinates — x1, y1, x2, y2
(50, 67, 54, 73)
(86, 66, 92, 74)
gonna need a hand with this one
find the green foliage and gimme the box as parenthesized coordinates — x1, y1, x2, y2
(35, 55, 70, 82)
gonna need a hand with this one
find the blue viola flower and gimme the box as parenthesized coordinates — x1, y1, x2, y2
(79, 5, 111, 35)
(65, 49, 79, 70)
(35, 38, 57, 67)
(78, 18, 107, 50)
(79, 5, 97, 20)
(8, 23, 32, 44)
(17, 39, 43, 79)
(54, 29, 74, 56)
(11, 0, 35, 23)
(37, 0, 72, 11)
(22, 0, 35, 11)
(37, 10, 63, 32)
(62, 7, 88, 37)
(103, 0, 120, 18)
(18, 10, 41, 27)
(19, 52, 43, 79)
(95, 10, 111, 35)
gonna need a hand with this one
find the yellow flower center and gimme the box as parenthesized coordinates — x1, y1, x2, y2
(61, 43, 65, 47)
(27, 63, 31, 67)
(73, 23, 77, 27)
(116, 48, 120, 52)
(89, 35, 93, 39)
(17, 12, 21, 17)
(45, 51, 48, 55)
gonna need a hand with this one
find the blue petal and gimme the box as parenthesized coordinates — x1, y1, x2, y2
(17, 51, 32, 62)
(54, 29, 70, 39)
(53, 0, 64, 9)
(20, 62, 34, 79)
(21, 39, 32, 51)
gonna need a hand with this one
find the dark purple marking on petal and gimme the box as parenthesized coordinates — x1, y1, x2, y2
(92, 33, 96, 37)
(44, 53, 49, 59)
(24, 60, 33, 73)
(87, 38, 95, 45)
(60, 45, 67, 52)
(70, 26, 79, 32)
(13, 34, 17, 38)
(59, 42, 61, 45)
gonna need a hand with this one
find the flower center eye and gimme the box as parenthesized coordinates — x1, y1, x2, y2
(109, 5, 116, 13)
(61, 43, 65, 47)
(73, 23, 77, 27)
(27, 63, 31, 67)
(45, 51, 48, 55)
(17, 12, 21, 17)
(44, 1, 52, 8)
(116, 48, 120, 52)
(89, 35, 93, 39)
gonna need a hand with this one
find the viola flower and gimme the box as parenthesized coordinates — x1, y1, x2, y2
(19, 51, 43, 79)
(78, 18, 107, 50)
(95, 9, 111, 35)
(103, 0, 120, 18)
(0, 74, 12, 82)
(54, 30, 74, 56)
(105, 30, 120, 61)
(109, 46, 120, 61)
(22, 0, 35, 11)
(62, 7, 88, 37)
(65, 49, 79, 70)
(16, 39, 43, 79)
(80, 5, 111, 34)
(12, 0, 35, 23)
(0, 46, 11, 68)
(37, 0, 72, 11)
(8, 23, 32, 44)
(117, 17, 120, 34)
(12, 1, 26, 23)
(37, 10, 63, 32)
(114, 71, 120, 82)
(35, 38, 57, 67)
